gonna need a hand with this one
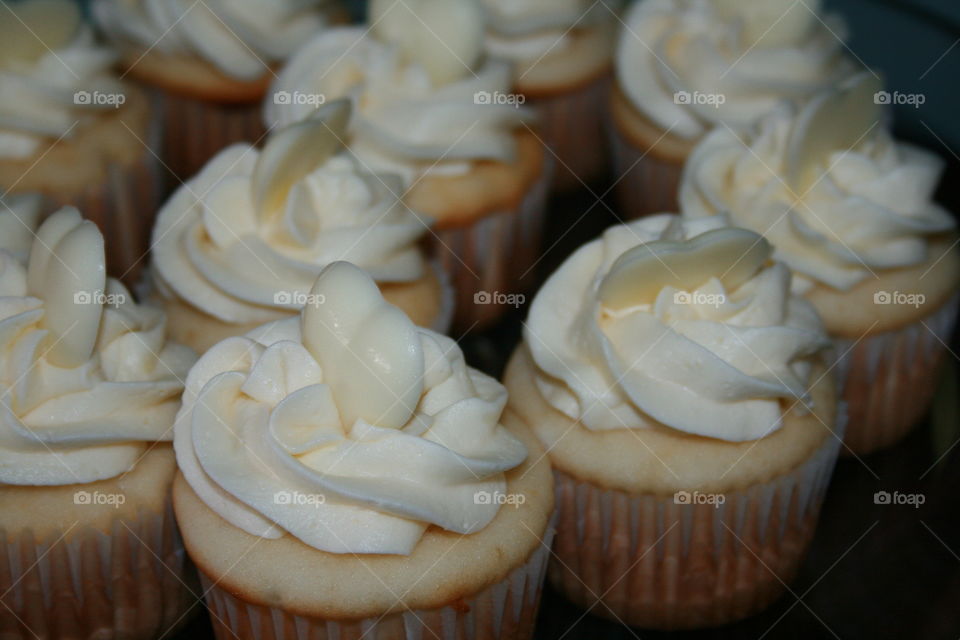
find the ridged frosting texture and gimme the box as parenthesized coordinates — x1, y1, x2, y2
(525, 214, 830, 441)
(175, 261, 527, 555)
(264, 0, 531, 187)
(616, 0, 857, 140)
(680, 73, 956, 292)
(482, 0, 616, 62)
(92, 0, 332, 81)
(0, 193, 42, 261)
(151, 101, 430, 326)
(0, 1, 124, 159)
(0, 207, 195, 486)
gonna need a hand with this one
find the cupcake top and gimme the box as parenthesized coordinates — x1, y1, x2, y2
(0, 0, 126, 159)
(616, 0, 857, 140)
(0, 207, 195, 486)
(525, 214, 830, 441)
(175, 261, 527, 555)
(264, 0, 531, 187)
(152, 100, 431, 326)
(681, 73, 956, 293)
(0, 193, 42, 260)
(92, 0, 332, 81)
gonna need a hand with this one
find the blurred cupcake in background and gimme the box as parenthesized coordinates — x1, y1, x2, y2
(0, 207, 197, 640)
(0, 192, 42, 260)
(265, 0, 551, 331)
(610, 0, 857, 217)
(0, 0, 158, 281)
(92, 0, 344, 184)
(149, 100, 452, 354)
(504, 214, 841, 628)
(681, 72, 960, 455)
(173, 261, 554, 640)
(481, 0, 622, 190)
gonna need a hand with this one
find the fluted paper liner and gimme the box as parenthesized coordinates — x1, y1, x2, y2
(833, 292, 959, 455)
(549, 411, 845, 629)
(429, 156, 553, 332)
(607, 116, 684, 219)
(199, 530, 554, 640)
(0, 500, 197, 640)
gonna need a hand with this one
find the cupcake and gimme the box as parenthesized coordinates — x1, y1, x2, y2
(92, 0, 343, 183)
(172, 261, 554, 640)
(680, 72, 960, 455)
(481, 0, 622, 189)
(0, 0, 158, 280)
(504, 214, 841, 628)
(0, 207, 197, 639)
(264, 0, 551, 330)
(610, 0, 857, 217)
(149, 99, 451, 354)
(0, 192, 43, 260)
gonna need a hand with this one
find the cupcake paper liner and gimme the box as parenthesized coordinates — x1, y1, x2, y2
(429, 155, 553, 332)
(199, 529, 554, 640)
(0, 499, 197, 640)
(527, 74, 611, 191)
(151, 90, 266, 188)
(833, 292, 959, 455)
(428, 258, 456, 335)
(606, 117, 685, 219)
(548, 410, 846, 630)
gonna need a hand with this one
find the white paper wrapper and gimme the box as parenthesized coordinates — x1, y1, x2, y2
(199, 530, 554, 640)
(833, 292, 959, 455)
(0, 499, 196, 640)
(606, 115, 685, 219)
(429, 155, 553, 332)
(548, 409, 846, 630)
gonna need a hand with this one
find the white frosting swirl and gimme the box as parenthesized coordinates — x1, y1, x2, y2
(0, 207, 196, 486)
(175, 261, 527, 554)
(0, 193, 42, 261)
(525, 214, 830, 441)
(264, 24, 532, 187)
(92, 0, 332, 81)
(0, 7, 125, 159)
(616, 0, 857, 139)
(680, 82, 955, 292)
(152, 101, 430, 325)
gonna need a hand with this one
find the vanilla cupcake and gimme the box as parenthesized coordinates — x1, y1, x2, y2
(481, 0, 622, 189)
(681, 73, 960, 455)
(0, 207, 197, 639)
(149, 100, 451, 354)
(173, 261, 554, 639)
(0, 0, 158, 280)
(265, 0, 551, 330)
(93, 0, 343, 182)
(610, 0, 857, 217)
(504, 214, 841, 628)
(0, 192, 43, 260)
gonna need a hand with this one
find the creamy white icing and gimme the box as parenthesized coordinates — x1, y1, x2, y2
(92, 0, 333, 81)
(616, 0, 857, 140)
(0, 193, 42, 261)
(525, 214, 830, 441)
(264, 11, 532, 187)
(680, 73, 956, 293)
(0, 1, 126, 159)
(0, 207, 195, 486)
(152, 100, 431, 325)
(175, 261, 527, 554)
